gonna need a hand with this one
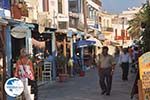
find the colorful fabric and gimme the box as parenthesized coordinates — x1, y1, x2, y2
(18, 65, 34, 80)
(15, 59, 34, 80)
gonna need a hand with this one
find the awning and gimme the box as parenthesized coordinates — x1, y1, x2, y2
(32, 38, 45, 48)
(68, 28, 78, 37)
(87, 37, 103, 47)
(0, 18, 8, 24)
(76, 40, 96, 48)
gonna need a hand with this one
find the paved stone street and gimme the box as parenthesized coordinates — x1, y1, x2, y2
(38, 66, 136, 100)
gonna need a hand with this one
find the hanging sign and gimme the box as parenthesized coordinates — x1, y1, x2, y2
(11, 25, 28, 38)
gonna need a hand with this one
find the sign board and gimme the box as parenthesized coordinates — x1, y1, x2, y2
(11, 25, 28, 38)
(57, 14, 69, 21)
(139, 52, 150, 100)
(4, 77, 24, 97)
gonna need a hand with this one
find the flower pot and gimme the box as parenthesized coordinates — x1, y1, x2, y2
(58, 74, 68, 82)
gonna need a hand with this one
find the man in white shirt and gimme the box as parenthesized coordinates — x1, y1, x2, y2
(119, 48, 132, 81)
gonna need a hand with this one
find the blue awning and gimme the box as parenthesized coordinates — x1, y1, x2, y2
(76, 40, 96, 48)
(0, 0, 10, 10)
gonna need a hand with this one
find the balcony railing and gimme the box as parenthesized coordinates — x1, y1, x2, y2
(102, 27, 113, 32)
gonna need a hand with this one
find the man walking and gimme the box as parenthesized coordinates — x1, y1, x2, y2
(119, 48, 132, 81)
(96, 46, 115, 96)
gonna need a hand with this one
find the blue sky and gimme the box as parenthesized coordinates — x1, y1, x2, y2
(101, 0, 146, 13)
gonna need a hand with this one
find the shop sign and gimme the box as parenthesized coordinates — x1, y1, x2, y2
(57, 14, 69, 21)
(11, 25, 28, 38)
(139, 52, 150, 99)
(4, 77, 24, 97)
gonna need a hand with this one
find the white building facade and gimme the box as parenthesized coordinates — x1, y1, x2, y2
(112, 7, 141, 46)
(24, 0, 69, 33)
(99, 7, 141, 46)
(86, 0, 102, 36)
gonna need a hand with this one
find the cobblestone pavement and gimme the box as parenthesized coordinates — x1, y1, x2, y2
(38, 66, 137, 100)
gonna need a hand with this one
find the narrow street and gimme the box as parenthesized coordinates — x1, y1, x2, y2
(38, 66, 136, 100)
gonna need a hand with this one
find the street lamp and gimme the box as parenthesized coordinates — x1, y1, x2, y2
(121, 17, 125, 46)
(52, 10, 57, 28)
(147, 0, 150, 6)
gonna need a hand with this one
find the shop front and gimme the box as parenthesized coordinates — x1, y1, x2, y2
(0, 19, 27, 100)
(10, 22, 33, 76)
(32, 27, 56, 81)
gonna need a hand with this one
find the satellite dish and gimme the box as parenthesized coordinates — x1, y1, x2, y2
(11, 25, 29, 38)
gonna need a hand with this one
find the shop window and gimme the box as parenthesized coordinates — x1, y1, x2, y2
(43, 0, 49, 12)
(58, 22, 67, 29)
(69, 17, 78, 28)
(11, 36, 25, 61)
(69, 0, 78, 13)
(58, 0, 63, 13)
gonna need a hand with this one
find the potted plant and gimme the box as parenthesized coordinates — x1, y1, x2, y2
(56, 53, 68, 82)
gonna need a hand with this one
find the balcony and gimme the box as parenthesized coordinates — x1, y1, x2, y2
(69, 16, 79, 28)
(92, 0, 102, 7)
(115, 36, 130, 40)
(69, 12, 79, 18)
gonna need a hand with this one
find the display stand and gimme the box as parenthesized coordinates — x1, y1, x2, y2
(0, 67, 3, 100)
(138, 80, 144, 100)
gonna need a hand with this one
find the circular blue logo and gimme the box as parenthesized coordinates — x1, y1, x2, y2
(4, 77, 24, 97)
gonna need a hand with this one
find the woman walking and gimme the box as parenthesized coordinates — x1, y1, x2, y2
(15, 48, 35, 100)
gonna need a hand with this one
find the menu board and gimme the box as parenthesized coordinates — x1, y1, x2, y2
(139, 52, 150, 100)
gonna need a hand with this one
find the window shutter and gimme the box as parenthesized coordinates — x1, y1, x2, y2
(43, 0, 49, 12)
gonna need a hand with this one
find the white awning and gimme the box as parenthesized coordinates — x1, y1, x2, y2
(87, 37, 103, 47)
(32, 38, 45, 48)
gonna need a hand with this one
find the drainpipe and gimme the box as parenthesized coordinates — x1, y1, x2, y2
(26, 28, 32, 56)
(81, 0, 88, 72)
(6, 26, 12, 77)
(51, 30, 56, 80)
(81, 41, 85, 71)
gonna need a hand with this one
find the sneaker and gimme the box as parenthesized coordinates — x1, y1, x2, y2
(101, 91, 106, 95)
(106, 93, 110, 96)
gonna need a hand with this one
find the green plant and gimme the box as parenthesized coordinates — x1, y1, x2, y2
(128, 2, 150, 52)
(56, 53, 67, 74)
